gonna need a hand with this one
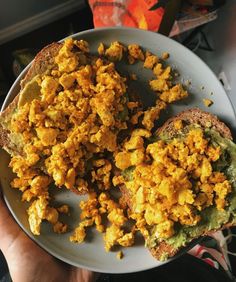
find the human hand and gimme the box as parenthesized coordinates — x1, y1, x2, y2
(0, 194, 95, 282)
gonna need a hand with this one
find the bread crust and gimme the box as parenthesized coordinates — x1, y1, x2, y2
(21, 42, 62, 89)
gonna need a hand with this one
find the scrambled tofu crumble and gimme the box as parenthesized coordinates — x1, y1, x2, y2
(203, 98, 214, 107)
(10, 38, 136, 235)
(117, 251, 124, 259)
(114, 127, 231, 240)
(9, 38, 226, 256)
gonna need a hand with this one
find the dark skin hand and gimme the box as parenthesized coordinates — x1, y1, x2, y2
(0, 195, 95, 282)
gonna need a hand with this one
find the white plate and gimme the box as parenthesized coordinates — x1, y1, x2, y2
(1, 27, 236, 274)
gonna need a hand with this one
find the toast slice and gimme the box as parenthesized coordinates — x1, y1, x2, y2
(150, 108, 236, 260)
(0, 42, 62, 156)
(0, 38, 134, 197)
(120, 108, 236, 261)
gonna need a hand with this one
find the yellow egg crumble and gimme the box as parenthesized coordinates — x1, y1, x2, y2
(114, 127, 231, 240)
(7, 38, 231, 256)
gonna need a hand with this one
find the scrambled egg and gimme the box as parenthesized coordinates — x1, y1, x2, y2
(116, 251, 124, 260)
(8, 39, 193, 253)
(148, 60, 189, 104)
(27, 196, 68, 235)
(105, 41, 125, 61)
(127, 44, 145, 64)
(142, 100, 166, 130)
(9, 38, 137, 235)
(162, 52, 169, 60)
(114, 127, 232, 240)
(70, 191, 134, 251)
(144, 51, 159, 69)
(203, 98, 214, 107)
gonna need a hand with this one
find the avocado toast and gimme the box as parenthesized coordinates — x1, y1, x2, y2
(0, 42, 62, 157)
(116, 108, 236, 261)
(1, 35, 236, 262)
(0, 38, 138, 235)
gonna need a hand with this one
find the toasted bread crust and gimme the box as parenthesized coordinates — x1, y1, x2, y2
(150, 241, 178, 260)
(0, 42, 62, 155)
(156, 108, 232, 140)
(0, 124, 9, 148)
(21, 42, 62, 89)
(0, 97, 20, 153)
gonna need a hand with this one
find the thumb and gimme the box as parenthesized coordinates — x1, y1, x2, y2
(0, 193, 22, 255)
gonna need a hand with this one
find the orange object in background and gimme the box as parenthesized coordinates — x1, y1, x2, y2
(89, 0, 165, 31)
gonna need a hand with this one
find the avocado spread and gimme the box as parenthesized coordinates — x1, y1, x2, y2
(17, 75, 41, 108)
(122, 126, 236, 260)
(149, 128, 236, 259)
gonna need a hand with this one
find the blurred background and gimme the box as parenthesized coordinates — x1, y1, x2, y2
(0, 0, 236, 280)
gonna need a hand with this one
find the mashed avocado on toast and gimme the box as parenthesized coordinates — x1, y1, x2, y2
(117, 109, 236, 261)
(149, 127, 236, 261)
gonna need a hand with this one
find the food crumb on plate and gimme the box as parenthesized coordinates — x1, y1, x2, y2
(203, 98, 214, 107)
(130, 73, 137, 80)
(185, 79, 191, 86)
(162, 52, 169, 60)
(116, 251, 124, 260)
(57, 205, 69, 214)
(98, 42, 105, 55)
(174, 71, 179, 77)
(144, 52, 159, 69)
(128, 44, 145, 62)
